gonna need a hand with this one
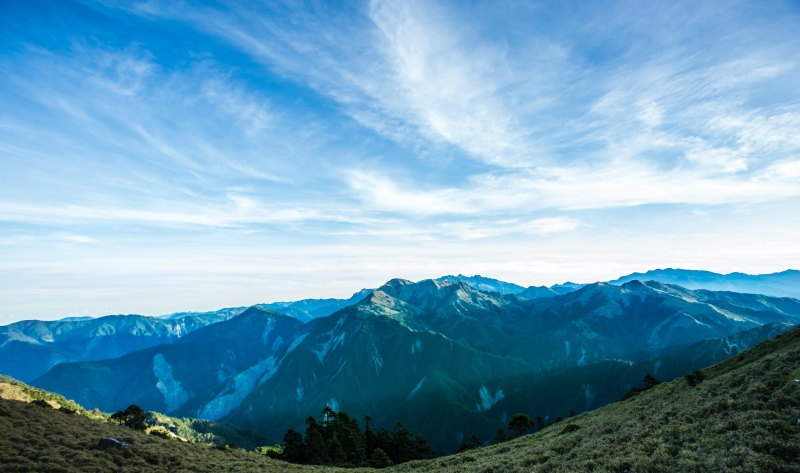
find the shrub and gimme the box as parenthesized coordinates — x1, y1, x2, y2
(369, 447, 394, 468)
(685, 370, 705, 387)
(110, 404, 147, 431)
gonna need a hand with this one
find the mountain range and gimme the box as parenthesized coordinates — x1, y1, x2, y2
(608, 268, 800, 298)
(436, 269, 800, 299)
(0, 289, 372, 382)
(22, 273, 800, 451)
(2, 323, 799, 472)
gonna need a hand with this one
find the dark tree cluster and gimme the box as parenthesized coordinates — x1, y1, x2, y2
(110, 404, 147, 431)
(280, 407, 436, 468)
(486, 411, 572, 446)
(621, 373, 662, 400)
(684, 369, 705, 387)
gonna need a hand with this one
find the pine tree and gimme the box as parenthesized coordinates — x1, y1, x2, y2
(390, 422, 415, 463)
(643, 373, 661, 388)
(508, 413, 534, 437)
(282, 429, 305, 464)
(458, 434, 482, 452)
(327, 433, 347, 466)
(364, 415, 377, 457)
(368, 447, 394, 468)
(305, 428, 329, 465)
(493, 427, 509, 444)
(414, 436, 435, 460)
(338, 414, 365, 466)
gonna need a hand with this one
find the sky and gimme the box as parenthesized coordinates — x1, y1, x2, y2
(1, 0, 799, 323)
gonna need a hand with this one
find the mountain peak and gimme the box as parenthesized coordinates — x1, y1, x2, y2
(235, 306, 291, 321)
(379, 278, 415, 291)
(435, 274, 525, 295)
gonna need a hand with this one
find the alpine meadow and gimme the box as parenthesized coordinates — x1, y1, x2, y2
(1, 1, 799, 472)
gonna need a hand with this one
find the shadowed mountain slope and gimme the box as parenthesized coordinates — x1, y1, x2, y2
(1, 289, 371, 383)
(33, 308, 306, 414)
(393, 326, 800, 472)
(0, 312, 235, 382)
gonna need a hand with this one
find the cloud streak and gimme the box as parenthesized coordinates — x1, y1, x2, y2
(0, 0, 798, 320)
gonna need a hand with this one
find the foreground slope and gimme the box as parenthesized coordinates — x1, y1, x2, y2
(0, 397, 333, 473)
(394, 327, 800, 473)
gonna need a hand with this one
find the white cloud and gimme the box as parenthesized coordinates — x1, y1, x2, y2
(344, 162, 800, 216)
(529, 217, 581, 235)
(367, 0, 536, 167)
(2, 0, 800, 321)
(0, 200, 326, 228)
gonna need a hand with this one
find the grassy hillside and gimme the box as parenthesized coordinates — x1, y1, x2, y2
(0, 396, 337, 473)
(394, 327, 800, 472)
(0, 374, 267, 450)
(0, 374, 105, 419)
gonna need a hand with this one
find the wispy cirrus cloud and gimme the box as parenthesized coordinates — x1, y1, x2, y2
(119, 0, 800, 196)
(1, 0, 799, 321)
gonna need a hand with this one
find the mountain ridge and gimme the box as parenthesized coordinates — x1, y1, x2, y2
(28, 278, 800, 451)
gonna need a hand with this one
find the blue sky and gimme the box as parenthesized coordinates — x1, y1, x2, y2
(1, 0, 799, 322)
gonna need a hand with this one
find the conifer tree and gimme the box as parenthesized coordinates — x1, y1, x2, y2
(368, 447, 393, 468)
(493, 427, 509, 444)
(305, 428, 329, 465)
(282, 429, 305, 464)
(458, 434, 482, 452)
(536, 415, 545, 431)
(508, 413, 534, 437)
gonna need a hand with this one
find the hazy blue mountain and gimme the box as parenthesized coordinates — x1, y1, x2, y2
(518, 285, 559, 299)
(255, 288, 373, 323)
(162, 307, 248, 320)
(57, 316, 94, 322)
(0, 312, 235, 382)
(1, 289, 372, 383)
(165, 288, 373, 323)
(608, 268, 800, 298)
(33, 307, 306, 414)
(549, 282, 585, 295)
(436, 274, 526, 295)
(507, 280, 800, 370)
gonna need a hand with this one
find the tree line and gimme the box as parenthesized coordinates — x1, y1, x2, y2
(278, 406, 436, 468)
(458, 410, 580, 453)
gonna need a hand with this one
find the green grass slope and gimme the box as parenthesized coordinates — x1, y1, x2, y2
(0, 396, 344, 473)
(393, 327, 800, 473)
(0, 374, 267, 450)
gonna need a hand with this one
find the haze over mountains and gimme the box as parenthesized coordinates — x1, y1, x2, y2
(2, 268, 797, 451)
(608, 268, 800, 299)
